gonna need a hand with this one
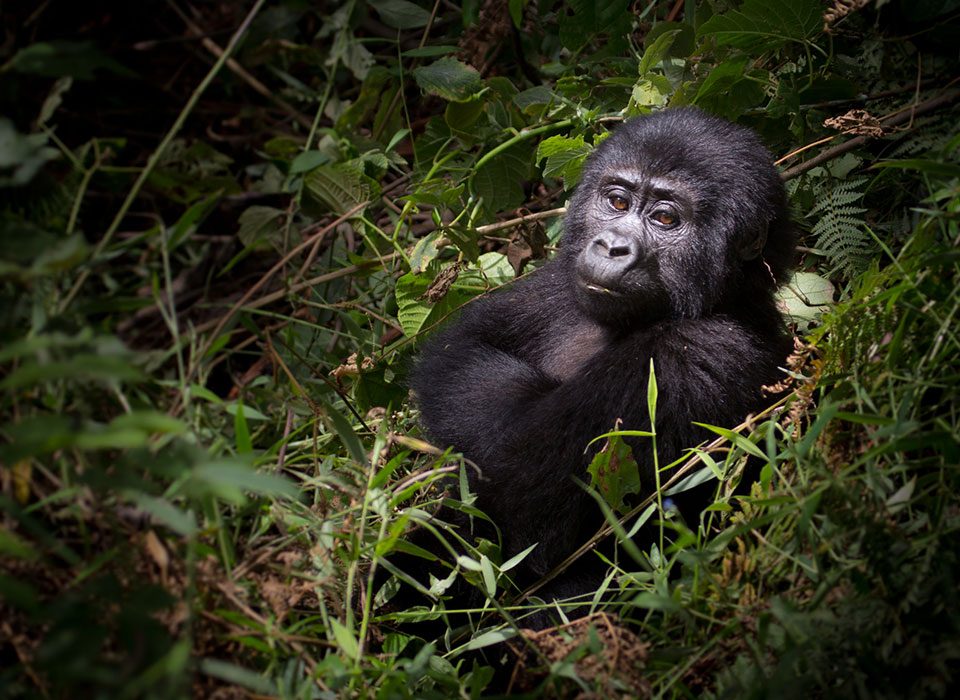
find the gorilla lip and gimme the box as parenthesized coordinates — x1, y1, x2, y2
(579, 279, 623, 296)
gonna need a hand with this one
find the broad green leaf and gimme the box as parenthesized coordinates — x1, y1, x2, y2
(536, 134, 592, 188)
(414, 58, 483, 102)
(111, 411, 186, 435)
(369, 0, 432, 29)
(302, 161, 374, 216)
(236, 206, 284, 249)
(289, 150, 329, 175)
(695, 57, 750, 102)
(776, 271, 834, 325)
(699, 0, 821, 52)
(638, 28, 680, 75)
(558, 0, 632, 52)
(472, 141, 534, 214)
(587, 433, 642, 514)
(873, 159, 960, 178)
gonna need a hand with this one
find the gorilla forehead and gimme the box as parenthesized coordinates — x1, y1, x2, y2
(581, 108, 779, 200)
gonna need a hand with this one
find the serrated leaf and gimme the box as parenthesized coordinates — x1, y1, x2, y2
(537, 134, 592, 188)
(638, 28, 680, 75)
(413, 58, 483, 102)
(302, 162, 372, 216)
(559, 0, 631, 52)
(236, 206, 284, 249)
(695, 57, 750, 102)
(699, 0, 821, 52)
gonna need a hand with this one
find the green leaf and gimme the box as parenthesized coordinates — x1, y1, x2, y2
(302, 160, 375, 216)
(695, 57, 750, 102)
(647, 359, 658, 427)
(414, 58, 483, 102)
(199, 659, 277, 695)
(234, 402, 253, 455)
(559, 0, 632, 52)
(289, 150, 329, 175)
(313, 395, 369, 466)
(9, 40, 134, 79)
(0, 354, 143, 390)
(329, 618, 360, 660)
(638, 28, 680, 75)
(872, 159, 960, 178)
(499, 542, 538, 572)
(693, 423, 767, 461)
(508, 0, 527, 27)
(536, 134, 592, 188)
(463, 628, 517, 651)
(698, 0, 821, 52)
(401, 45, 459, 58)
(190, 460, 299, 501)
(480, 554, 497, 597)
(472, 141, 534, 214)
(776, 271, 834, 325)
(369, 0, 432, 29)
(587, 433, 642, 514)
(131, 494, 198, 536)
(169, 194, 220, 250)
(236, 206, 284, 249)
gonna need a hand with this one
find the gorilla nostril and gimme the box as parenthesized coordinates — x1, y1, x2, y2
(609, 244, 632, 257)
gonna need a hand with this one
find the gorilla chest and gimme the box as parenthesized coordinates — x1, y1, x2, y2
(539, 321, 610, 382)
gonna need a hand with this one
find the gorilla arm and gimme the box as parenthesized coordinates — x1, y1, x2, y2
(413, 303, 783, 578)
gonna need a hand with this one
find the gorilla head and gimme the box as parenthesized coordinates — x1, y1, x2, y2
(563, 108, 793, 325)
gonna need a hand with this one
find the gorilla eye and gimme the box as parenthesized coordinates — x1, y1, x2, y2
(652, 210, 678, 227)
(608, 194, 630, 212)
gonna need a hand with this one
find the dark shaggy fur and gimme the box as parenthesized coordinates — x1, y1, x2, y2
(407, 107, 795, 619)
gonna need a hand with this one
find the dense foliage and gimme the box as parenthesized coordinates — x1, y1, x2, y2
(1, 0, 958, 697)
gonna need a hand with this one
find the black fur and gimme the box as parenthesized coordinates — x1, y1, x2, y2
(407, 107, 794, 620)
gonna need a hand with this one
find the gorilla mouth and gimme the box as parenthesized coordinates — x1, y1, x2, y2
(577, 277, 625, 297)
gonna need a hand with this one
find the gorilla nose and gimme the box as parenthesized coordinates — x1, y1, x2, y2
(587, 232, 640, 267)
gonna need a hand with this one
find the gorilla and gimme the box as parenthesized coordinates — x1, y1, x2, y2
(406, 107, 795, 622)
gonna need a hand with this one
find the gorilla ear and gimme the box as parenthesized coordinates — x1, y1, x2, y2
(738, 223, 768, 260)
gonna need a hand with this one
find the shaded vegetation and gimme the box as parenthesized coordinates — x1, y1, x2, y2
(1, 0, 959, 697)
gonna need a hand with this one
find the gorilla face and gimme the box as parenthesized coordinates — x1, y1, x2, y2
(563, 108, 791, 326)
(572, 171, 694, 324)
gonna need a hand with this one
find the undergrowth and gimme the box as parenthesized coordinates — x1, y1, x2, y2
(1, 0, 958, 697)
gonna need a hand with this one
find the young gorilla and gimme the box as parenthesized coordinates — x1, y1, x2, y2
(409, 107, 794, 620)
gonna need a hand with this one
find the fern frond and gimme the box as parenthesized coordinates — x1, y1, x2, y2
(808, 177, 876, 277)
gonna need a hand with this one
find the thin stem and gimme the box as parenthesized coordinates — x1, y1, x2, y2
(59, 0, 269, 314)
